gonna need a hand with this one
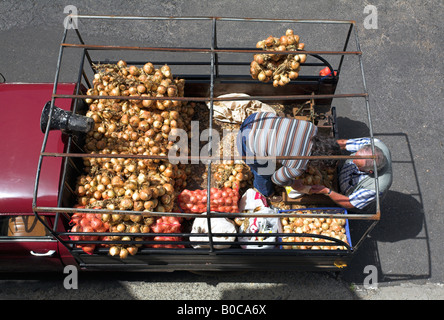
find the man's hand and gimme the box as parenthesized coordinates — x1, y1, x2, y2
(290, 180, 312, 194)
(309, 184, 330, 195)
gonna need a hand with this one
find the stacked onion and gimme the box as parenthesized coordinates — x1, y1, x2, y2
(74, 60, 193, 257)
(212, 161, 253, 190)
(294, 164, 336, 189)
(281, 213, 348, 250)
(250, 29, 307, 87)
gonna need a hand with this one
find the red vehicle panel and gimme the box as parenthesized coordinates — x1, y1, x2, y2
(0, 82, 78, 271)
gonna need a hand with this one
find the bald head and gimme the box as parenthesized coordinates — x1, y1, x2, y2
(356, 145, 387, 172)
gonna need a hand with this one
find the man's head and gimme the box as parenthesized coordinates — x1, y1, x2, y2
(310, 136, 341, 167)
(354, 145, 386, 173)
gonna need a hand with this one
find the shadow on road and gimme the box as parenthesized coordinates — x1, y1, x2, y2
(336, 116, 430, 284)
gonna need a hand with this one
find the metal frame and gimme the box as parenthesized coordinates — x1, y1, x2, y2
(32, 15, 380, 271)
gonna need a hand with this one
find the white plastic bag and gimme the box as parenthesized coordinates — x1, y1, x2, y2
(238, 207, 282, 249)
(238, 188, 269, 212)
(190, 213, 238, 249)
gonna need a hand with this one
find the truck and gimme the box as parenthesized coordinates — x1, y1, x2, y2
(0, 15, 380, 273)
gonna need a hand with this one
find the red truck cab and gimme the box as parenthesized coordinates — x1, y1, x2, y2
(0, 82, 78, 271)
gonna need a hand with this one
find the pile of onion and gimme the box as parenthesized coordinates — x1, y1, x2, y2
(294, 164, 336, 189)
(73, 60, 193, 258)
(213, 162, 253, 190)
(280, 213, 348, 250)
(250, 29, 307, 87)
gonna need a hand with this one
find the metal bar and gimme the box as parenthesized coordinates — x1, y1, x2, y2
(61, 43, 361, 55)
(90, 60, 327, 67)
(74, 28, 95, 74)
(71, 14, 355, 25)
(353, 22, 380, 217)
(204, 18, 218, 252)
(32, 27, 73, 248)
(337, 22, 354, 74)
(54, 48, 88, 233)
(347, 19, 382, 254)
(52, 93, 368, 101)
(32, 27, 68, 211)
(40, 151, 376, 161)
(34, 206, 379, 221)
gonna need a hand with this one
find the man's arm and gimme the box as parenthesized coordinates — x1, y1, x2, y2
(309, 184, 356, 209)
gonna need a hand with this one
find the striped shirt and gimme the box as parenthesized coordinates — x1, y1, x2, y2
(338, 138, 377, 210)
(241, 112, 318, 186)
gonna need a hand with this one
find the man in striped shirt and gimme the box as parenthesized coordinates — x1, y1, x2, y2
(236, 112, 328, 197)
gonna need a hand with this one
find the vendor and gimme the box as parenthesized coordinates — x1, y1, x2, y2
(308, 137, 393, 213)
(236, 112, 339, 198)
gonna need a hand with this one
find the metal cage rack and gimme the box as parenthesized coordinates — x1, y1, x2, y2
(33, 15, 380, 271)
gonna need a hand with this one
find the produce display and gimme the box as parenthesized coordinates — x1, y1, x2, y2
(68, 52, 347, 257)
(72, 60, 193, 256)
(250, 29, 307, 87)
(280, 213, 349, 250)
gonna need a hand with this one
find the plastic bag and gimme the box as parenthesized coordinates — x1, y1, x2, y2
(238, 188, 269, 212)
(190, 213, 238, 249)
(207, 93, 276, 124)
(238, 207, 282, 249)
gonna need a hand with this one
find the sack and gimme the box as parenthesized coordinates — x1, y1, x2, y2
(207, 93, 276, 124)
(238, 207, 282, 249)
(190, 213, 238, 249)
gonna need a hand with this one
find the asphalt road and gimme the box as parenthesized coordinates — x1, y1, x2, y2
(1, 0, 443, 300)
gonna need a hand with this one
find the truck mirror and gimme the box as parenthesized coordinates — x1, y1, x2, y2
(40, 101, 94, 134)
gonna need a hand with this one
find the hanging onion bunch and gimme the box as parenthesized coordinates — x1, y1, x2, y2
(280, 213, 348, 250)
(250, 29, 307, 87)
